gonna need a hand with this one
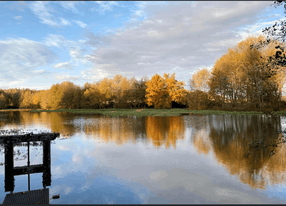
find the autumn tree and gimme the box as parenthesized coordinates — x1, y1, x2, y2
(208, 34, 286, 110)
(11, 90, 20, 108)
(82, 82, 101, 109)
(186, 90, 210, 110)
(48, 84, 63, 110)
(39, 90, 50, 110)
(20, 90, 33, 108)
(164, 73, 188, 107)
(110, 74, 134, 109)
(97, 78, 113, 109)
(249, 1, 286, 108)
(188, 67, 212, 110)
(0, 91, 8, 109)
(128, 76, 149, 108)
(145, 73, 187, 109)
(31, 91, 41, 108)
(4, 88, 20, 108)
(58, 81, 82, 109)
(189, 68, 211, 92)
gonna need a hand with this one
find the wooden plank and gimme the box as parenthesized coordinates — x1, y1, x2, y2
(13, 164, 45, 176)
(3, 188, 49, 205)
(0, 133, 60, 144)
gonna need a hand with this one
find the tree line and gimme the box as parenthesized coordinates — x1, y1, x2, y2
(0, 35, 286, 111)
(188, 35, 286, 111)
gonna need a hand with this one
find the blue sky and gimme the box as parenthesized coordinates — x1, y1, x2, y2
(0, 1, 285, 92)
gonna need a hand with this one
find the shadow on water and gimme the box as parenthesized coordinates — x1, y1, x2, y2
(0, 131, 60, 205)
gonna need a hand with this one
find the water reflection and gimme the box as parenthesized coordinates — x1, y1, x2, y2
(206, 114, 286, 190)
(0, 111, 286, 203)
(0, 131, 59, 204)
(145, 116, 185, 149)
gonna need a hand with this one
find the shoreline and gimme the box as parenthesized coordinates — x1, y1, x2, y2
(26, 108, 286, 117)
(1, 108, 286, 117)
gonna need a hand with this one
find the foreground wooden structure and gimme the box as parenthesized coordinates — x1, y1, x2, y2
(0, 132, 60, 204)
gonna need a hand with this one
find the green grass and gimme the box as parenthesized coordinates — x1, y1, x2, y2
(29, 108, 286, 117)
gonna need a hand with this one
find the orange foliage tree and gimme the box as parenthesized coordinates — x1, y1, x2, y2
(145, 73, 187, 109)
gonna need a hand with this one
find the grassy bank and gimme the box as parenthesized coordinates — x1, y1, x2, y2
(29, 108, 286, 117)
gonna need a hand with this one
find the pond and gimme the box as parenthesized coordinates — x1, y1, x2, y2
(0, 111, 286, 204)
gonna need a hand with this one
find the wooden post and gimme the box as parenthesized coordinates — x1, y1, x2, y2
(42, 140, 51, 187)
(28, 141, 30, 191)
(4, 141, 14, 192)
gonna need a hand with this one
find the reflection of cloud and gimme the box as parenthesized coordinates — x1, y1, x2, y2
(57, 145, 71, 151)
(148, 168, 264, 204)
(72, 154, 82, 163)
(150, 170, 168, 180)
(50, 184, 73, 196)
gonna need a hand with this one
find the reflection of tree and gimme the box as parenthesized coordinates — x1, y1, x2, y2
(204, 114, 286, 190)
(0, 111, 21, 127)
(146, 116, 185, 149)
(192, 130, 211, 155)
(0, 112, 76, 138)
(83, 115, 185, 149)
(83, 116, 141, 145)
(188, 114, 211, 155)
(46, 113, 76, 137)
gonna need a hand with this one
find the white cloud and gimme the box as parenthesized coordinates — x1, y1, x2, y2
(55, 75, 81, 81)
(0, 38, 57, 84)
(58, 1, 82, 14)
(81, 68, 110, 81)
(73, 20, 87, 28)
(69, 47, 82, 61)
(44, 34, 67, 48)
(13, 16, 23, 20)
(53, 62, 74, 70)
(92, 1, 119, 15)
(59, 17, 71, 26)
(44, 34, 87, 53)
(29, 2, 71, 27)
(44, 34, 89, 72)
(82, 1, 272, 86)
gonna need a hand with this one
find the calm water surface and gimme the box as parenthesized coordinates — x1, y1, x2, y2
(0, 111, 286, 204)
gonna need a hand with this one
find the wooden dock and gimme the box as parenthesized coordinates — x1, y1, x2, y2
(0, 132, 60, 144)
(3, 188, 49, 205)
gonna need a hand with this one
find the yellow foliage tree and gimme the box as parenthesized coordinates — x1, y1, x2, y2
(145, 74, 169, 109)
(145, 73, 187, 109)
(20, 90, 33, 108)
(164, 73, 188, 106)
(97, 78, 113, 108)
(48, 84, 63, 110)
(0, 92, 7, 109)
(208, 34, 286, 110)
(82, 83, 101, 109)
(189, 68, 211, 92)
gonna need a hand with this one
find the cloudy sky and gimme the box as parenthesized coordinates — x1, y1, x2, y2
(0, 1, 285, 91)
